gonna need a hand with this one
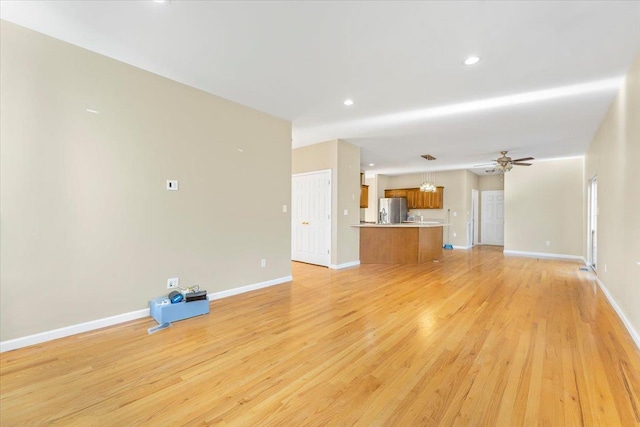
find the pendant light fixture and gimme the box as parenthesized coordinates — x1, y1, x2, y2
(420, 154, 437, 192)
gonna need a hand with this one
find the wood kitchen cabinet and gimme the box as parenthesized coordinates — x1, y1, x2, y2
(427, 186, 444, 209)
(360, 185, 369, 208)
(384, 189, 408, 198)
(384, 186, 444, 209)
(359, 225, 444, 264)
(406, 188, 421, 209)
(360, 173, 369, 208)
(414, 186, 444, 209)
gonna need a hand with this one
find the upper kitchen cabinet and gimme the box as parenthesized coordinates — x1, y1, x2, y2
(422, 186, 444, 209)
(360, 173, 369, 208)
(406, 189, 421, 209)
(384, 189, 408, 198)
(360, 185, 369, 208)
(385, 186, 444, 209)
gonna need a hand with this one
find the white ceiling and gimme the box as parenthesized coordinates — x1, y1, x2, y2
(2, 1, 640, 175)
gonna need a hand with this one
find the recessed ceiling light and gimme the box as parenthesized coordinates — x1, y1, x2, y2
(86, 108, 100, 114)
(343, 99, 354, 106)
(369, 163, 375, 167)
(464, 56, 480, 66)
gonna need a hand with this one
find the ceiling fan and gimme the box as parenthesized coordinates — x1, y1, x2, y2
(476, 151, 534, 173)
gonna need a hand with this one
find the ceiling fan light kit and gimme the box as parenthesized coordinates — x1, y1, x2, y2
(483, 151, 535, 174)
(494, 163, 513, 173)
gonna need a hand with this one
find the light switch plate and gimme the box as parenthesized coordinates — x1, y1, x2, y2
(167, 180, 178, 191)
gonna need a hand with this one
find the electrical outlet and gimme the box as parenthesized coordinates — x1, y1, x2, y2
(167, 277, 179, 289)
(261, 259, 266, 267)
(546, 241, 551, 246)
(453, 232, 457, 237)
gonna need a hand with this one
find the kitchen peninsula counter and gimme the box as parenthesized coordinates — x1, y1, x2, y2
(351, 223, 448, 264)
(353, 222, 447, 228)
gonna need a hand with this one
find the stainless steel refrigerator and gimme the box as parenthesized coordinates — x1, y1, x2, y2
(378, 198, 407, 224)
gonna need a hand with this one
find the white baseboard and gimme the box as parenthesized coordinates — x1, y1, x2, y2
(451, 245, 472, 250)
(0, 308, 150, 353)
(329, 260, 360, 270)
(1, 275, 293, 353)
(596, 278, 640, 350)
(503, 250, 586, 263)
(207, 275, 292, 300)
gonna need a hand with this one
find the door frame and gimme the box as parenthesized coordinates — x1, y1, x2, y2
(471, 189, 479, 246)
(587, 175, 597, 270)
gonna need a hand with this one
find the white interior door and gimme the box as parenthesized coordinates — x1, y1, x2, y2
(292, 170, 331, 266)
(481, 190, 504, 246)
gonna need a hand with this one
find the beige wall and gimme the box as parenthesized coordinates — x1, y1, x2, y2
(585, 51, 640, 340)
(291, 141, 335, 174)
(291, 139, 360, 267)
(336, 141, 361, 265)
(479, 174, 504, 191)
(376, 175, 390, 202)
(0, 22, 292, 341)
(465, 170, 480, 193)
(504, 158, 584, 256)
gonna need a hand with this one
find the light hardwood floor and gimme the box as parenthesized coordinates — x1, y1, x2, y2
(1, 246, 639, 426)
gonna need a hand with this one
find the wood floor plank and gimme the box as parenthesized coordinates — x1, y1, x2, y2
(2, 246, 640, 426)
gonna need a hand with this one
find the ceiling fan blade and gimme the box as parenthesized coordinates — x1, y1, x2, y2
(513, 162, 532, 166)
(473, 162, 497, 167)
(512, 157, 534, 162)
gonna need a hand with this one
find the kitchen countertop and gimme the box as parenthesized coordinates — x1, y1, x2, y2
(352, 222, 448, 228)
